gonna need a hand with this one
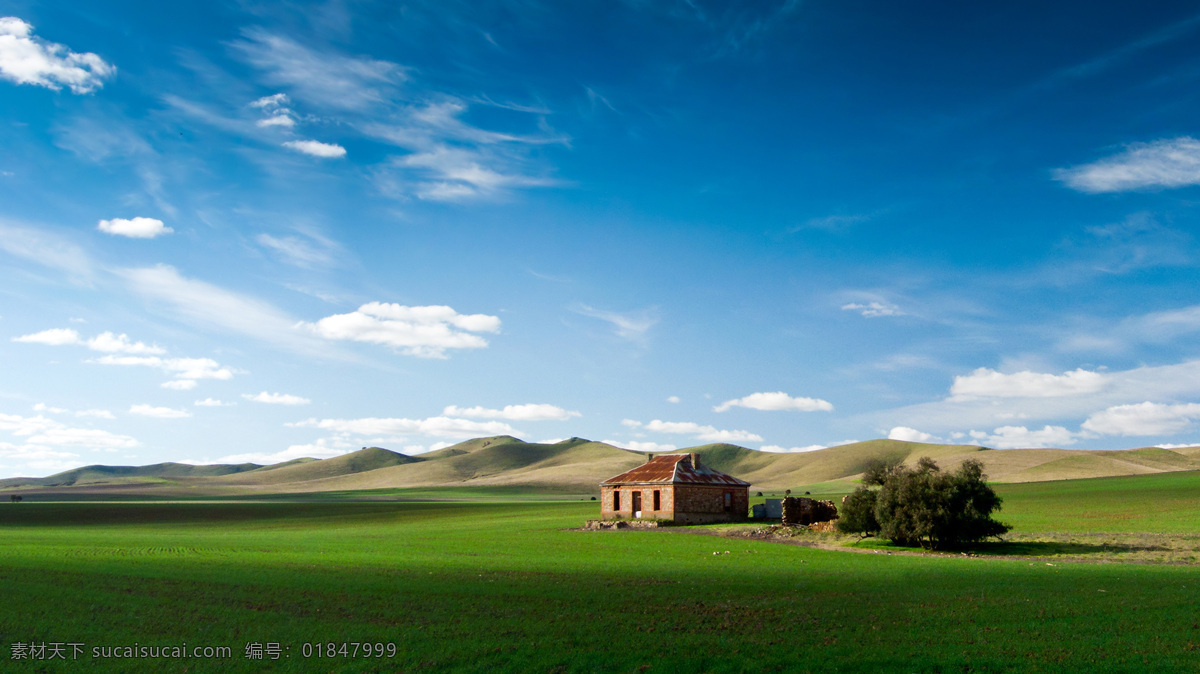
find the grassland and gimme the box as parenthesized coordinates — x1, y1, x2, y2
(4, 473, 1200, 671)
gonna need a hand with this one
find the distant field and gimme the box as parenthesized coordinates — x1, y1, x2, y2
(3, 474, 1200, 671)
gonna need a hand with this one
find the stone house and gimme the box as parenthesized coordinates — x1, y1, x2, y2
(599, 453, 750, 524)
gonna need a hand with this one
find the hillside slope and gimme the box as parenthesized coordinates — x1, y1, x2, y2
(5, 437, 1200, 495)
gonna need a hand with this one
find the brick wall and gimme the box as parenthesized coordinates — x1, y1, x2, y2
(600, 485, 675, 520)
(599, 484, 748, 523)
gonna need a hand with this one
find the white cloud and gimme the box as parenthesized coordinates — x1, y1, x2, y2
(887, 426, 938, 443)
(283, 140, 346, 158)
(950, 368, 1108, 400)
(621, 419, 642, 428)
(442, 404, 580, 422)
(1082, 402, 1200, 437)
(1156, 442, 1200, 449)
(666, 396, 681, 404)
(243, 391, 311, 405)
(13, 328, 80, 346)
(256, 232, 339, 269)
(714, 391, 834, 413)
(129, 404, 192, 419)
(1056, 137, 1200, 193)
(194, 398, 234, 407)
(760, 444, 826, 453)
(161, 380, 197, 391)
(303, 301, 501, 359)
(13, 328, 165, 355)
(0, 413, 137, 449)
(289, 416, 520, 439)
(32, 403, 67, 414)
(75, 409, 114, 419)
(251, 92, 296, 128)
(969, 426, 1077, 449)
(842, 301, 904, 318)
(212, 437, 349, 465)
(0, 219, 95, 281)
(97, 217, 173, 239)
(0, 17, 115, 93)
(92, 355, 233, 383)
(570, 304, 657, 341)
(393, 145, 556, 201)
(232, 29, 405, 111)
(602, 440, 677, 452)
(641, 419, 763, 444)
(116, 265, 331, 357)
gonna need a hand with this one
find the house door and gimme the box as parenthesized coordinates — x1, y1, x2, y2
(632, 491, 642, 518)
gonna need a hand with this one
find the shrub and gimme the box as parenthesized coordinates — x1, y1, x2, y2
(836, 487, 878, 537)
(851, 457, 1009, 549)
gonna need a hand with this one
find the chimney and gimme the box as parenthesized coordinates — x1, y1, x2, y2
(690, 453, 701, 469)
(646, 453, 654, 463)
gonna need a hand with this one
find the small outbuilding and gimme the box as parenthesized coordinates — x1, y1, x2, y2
(599, 453, 750, 524)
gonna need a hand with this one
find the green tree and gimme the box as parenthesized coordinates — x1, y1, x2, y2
(836, 487, 879, 537)
(849, 457, 1010, 549)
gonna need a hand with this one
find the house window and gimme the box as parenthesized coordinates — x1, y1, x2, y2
(724, 492, 732, 512)
(653, 490, 661, 511)
(613, 490, 620, 511)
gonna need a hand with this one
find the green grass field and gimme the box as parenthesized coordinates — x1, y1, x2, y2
(4, 474, 1200, 672)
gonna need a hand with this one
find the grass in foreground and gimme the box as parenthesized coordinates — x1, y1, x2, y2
(2, 494, 1200, 672)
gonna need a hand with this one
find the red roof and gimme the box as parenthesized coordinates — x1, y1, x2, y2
(601, 453, 750, 487)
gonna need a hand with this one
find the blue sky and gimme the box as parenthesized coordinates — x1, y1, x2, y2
(4, 1, 1200, 476)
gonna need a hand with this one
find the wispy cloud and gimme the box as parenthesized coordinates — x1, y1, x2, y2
(116, 264, 333, 357)
(230, 28, 406, 111)
(129, 404, 192, 419)
(570, 303, 658, 341)
(624, 418, 763, 444)
(1055, 137, 1200, 193)
(841, 301, 904, 318)
(0, 17, 115, 93)
(0, 219, 94, 283)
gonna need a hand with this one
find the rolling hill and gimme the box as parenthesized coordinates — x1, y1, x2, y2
(4, 437, 1200, 496)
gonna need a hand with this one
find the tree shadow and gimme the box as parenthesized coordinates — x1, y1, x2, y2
(957, 540, 1171, 557)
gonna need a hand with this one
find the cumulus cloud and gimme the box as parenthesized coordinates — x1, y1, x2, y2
(442, 404, 580, 422)
(251, 93, 295, 128)
(97, 217, 173, 239)
(968, 425, 1077, 449)
(242, 391, 311, 405)
(129, 404, 192, 419)
(303, 302, 501, 359)
(887, 426, 940, 443)
(161, 380, 197, 391)
(1055, 137, 1200, 193)
(714, 391, 834, 413)
(1082, 402, 1200, 437)
(760, 444, 826, 453)
(950, 368, 1108, 400)
(75, 409, 114, 419)
(602, 440, 678, 452)
(13, 328, 165, 355)
(640, 419, 763, 444)
(194, 398, 234, 407)
(283, 140, 346, 158)
(842, 301, 904, 318)
(0, 17, 115, 93)
(289, 416, 520, 439)
(666, 396, 681, 404)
